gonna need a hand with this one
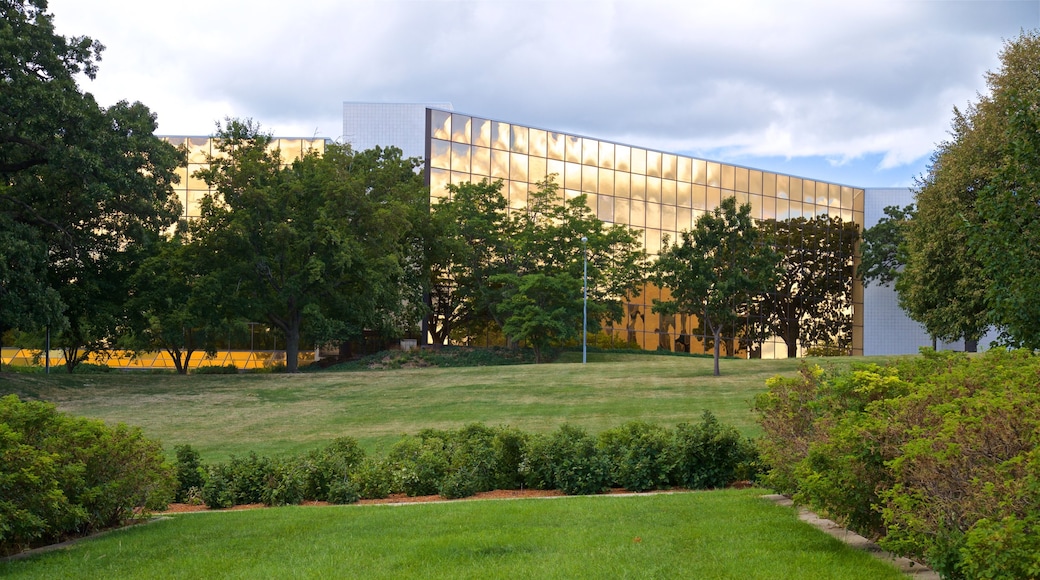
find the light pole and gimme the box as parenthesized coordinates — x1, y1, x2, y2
(581, 236, 588, 364)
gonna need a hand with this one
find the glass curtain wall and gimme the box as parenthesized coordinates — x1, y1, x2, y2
(425, 109, 864, 358)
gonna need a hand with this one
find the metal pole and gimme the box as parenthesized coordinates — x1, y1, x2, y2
(581, 236, 588, 364)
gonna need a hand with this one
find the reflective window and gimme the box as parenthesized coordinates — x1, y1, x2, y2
(763, 173, 776, 197)
(430, 168, 450, 198)
(565, 161, 582, 191)
(430, 139, 451, 170)
(841, 186, 854, 209)
(582, 138, 598, 166)
(510, 125, 528, 154)
(614, 197, 630, 225)
(599, 142, 615, 169)
(677, 207, 692, 231)
(563, 135, 581, 163)
(599, 168, 615, 196)
(529, 128, 547, 157)
(677, 156, 693, 183)
(662, 204, 676, 232)
(646, 200, 661, 229)
(646, 176, 662, 204)
(692, 159, 707, 185)
(646, 229, 662, 255)
(803, 180, 816, 204)
(646, 150, 661, 178)
(450, 143, 471, 173)
(509, 181, 528, 210)
(432, 110, 451, 140)
(187, 137, 210, 163)
(662, 179, 677, 206)
(547, 132, 565, 160)
(631, 200, 646, 227)
(451, 171, 470, 185)
(615, 172, 631, 198)
(721, 165, 734, 190)
(451, 114, 471, 144)
(598, 194, 614, 221)
(471, 146, 491, 175)
(829, 184, 841, 207)
(510, 152, 528, 182)
(735, 167, 749, 192)
(491, 149, 510, 178)
(471, 118, 491, 147)
(528, 156, 547, 183)
(615, 145, 631, 172)
(547, 159, 565, 181)
(492, 122, 510, 151)
(677, 181, 692, 208)
(631, 173, 646, 201)
(582, 165, 598, 192)
(631, 148, 647, 175)
(706, 162, 721, 187)
(707, 187, 722, 211)
(662, 154, 677, 180)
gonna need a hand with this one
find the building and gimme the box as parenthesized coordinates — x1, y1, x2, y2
(346, 103, 868, 358)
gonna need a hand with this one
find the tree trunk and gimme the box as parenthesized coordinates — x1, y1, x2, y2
(712, 327, 722, 376)
(784, 318, 800, 358)
(965, 337, 978, 353)
(285, 312, 302, 373)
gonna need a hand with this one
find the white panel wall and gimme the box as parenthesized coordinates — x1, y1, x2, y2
(342, 102, 453, 160)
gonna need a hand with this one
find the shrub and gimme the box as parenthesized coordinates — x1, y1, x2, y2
(193, 364, 238, 375)
(523, 425, 609, 495)
(173, 444, 205, 503)
(301, 437, 366, 502)
(598, 421, 674, 492)
(0, 395, 174, 556)
(351, 459, 392, 500)
(672, 410, 755, 490)
(386, 435, 449, 497)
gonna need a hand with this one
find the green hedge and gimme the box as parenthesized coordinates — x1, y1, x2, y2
(755, 349, 1040, 579)
(0, 395, 174, 557)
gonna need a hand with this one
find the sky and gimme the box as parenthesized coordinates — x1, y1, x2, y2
(48, 0, 1039, 188)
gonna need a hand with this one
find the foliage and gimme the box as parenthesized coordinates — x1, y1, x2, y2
(318, 346, 539, 371)
(653, 197, 780, 375)
(173, 444, 205, 504)
(598, 421, 673, 492)
(191, 120, 426, 372)
(523, 424, 611, 495)
(300, 437, 365, 503)
(192, 364, 238, 375)
(858, 205, 913, 287)
(1, 1, 183, 372)
(493, 272, 584, 363)
(672, 410, 758, 489)
(0, 395, 174, 556)
(971, 31, 1040, 349)
(755, 350, 1040, 578)
(753, 216, 859, 357)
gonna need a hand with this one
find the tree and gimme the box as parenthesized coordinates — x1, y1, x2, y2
(1, 1, 183, 371)
(191, 119, 425, 372)
(753, 216, 859, 357)
(492, 272, 586, 363)
(858, 205, 914, 287)
(653, 197, 780, 376)
(970, 31, 1040, 348)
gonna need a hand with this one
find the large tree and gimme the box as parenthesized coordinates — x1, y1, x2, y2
(653, 197, 780, 376)
(753, 216, 859, 357)
(1, 0, 182, 371)
(191, 119, 425, 372)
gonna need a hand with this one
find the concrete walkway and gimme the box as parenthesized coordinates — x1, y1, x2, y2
(763, 494, 940, 579)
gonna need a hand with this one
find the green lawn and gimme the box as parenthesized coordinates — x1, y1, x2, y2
(0, 491, 907, 579)
(0, 353, 816, 460)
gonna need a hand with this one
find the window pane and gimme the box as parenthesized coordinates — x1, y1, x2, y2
(763, 173, 777, 197)
(631, 148, 647, 175)
(749, 170, 762, 195)
(598, 194, 614, 221)
(491, 149, 510, 178)
(599, 168, 615, 196)
(662, 153, 677, 180)
(599, 142, 615, 169)
(471, 146, 491, 176)
(614, 197, 630, 225)
(492, 122, 510, 151)
(430, 139, 451, 170)
(450, 114, 471, 144)
(631, 200, 646, 227)
(471, 118, 491, 147)
(661, 204, 676, 232)
(582, 165, 598, 192)
(615, 172, 630, 198)
(566, 135, 582, 163)
(431, 110, 451, 140)
(707, 187, 722, 211)
(510, 125, 528, 154)
(646, 199, 661, 229)
(677, 207, 692, 231)
(802, 180, 816, 204)
(529, 128, 547, 157)
(677, 181, 692, 208)
(677, 156, 693, 183)
(582, 138, 598, 166)
(691, 184, 706, 210)
(776, 175, 790, 199)
(529, 156, 547, 183)
(721, 165, 734, 190)
(646, 176, 661, 204)
(565, 161, 582, 191)
(430, 168, 450, 198)
(646, 150, 661, 178)
(450, 142, 471, 173)
(662, 179, 677, 206)
(631, 173, 646, 201)
(547, 159, 565, 183)
(706, 162, 721, 187)
(735, 167, 749, 192)
(547, 132, 565, 160)
(509, 181, 528, 210)
(510, 152, 528, 182)
(615, 145, 631, 172)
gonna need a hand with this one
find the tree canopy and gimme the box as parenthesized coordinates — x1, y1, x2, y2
(653, 197, 779, 375)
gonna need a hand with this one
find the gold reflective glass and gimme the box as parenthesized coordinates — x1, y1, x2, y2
(615, 145, 631, 172)
(841, 187, 854, 209)
(763, 173, 776, 197)
(472, 118, 491, 147)
(279, 139, 303, 164)
(582, 138, 598, 166)
(186, 164, 210, 189)
(662, 154, 676, 180)
(491, 149, 510, 178)
(706, 162, 721, 186)
(646, 150, 661, 178)
(735, 191, 750, 210)
(432, 110, 451, 140)
(599, 142, 615, 169)
(599, 168, 615, 196)
(450, 171, 470, 185)
(510, 152, 528, 182)
(787, 200, 801, 219)
(615, 172, 631, 198)
(677, 181, 692, 207)
(511, 125, 528, 154)
(692, 159, 707, 185)
(529, 128, 547, 157)
(631, 200, 646, 227)
(509, 181, 528, 210)
(450, 143, 471, 173)
(451, 114, 471, 144)
(430, 168, 450, 198)
(548, 132, 565, 160)
(789, 177, 802, 202)
(646, 176, 662, 204)
(631, 148, 647, 175)
(566, 135, 582, 163)
(471, 146, 491, 175)
(677, 156, 692, 183)
(691, 184, 706, 210)
(802, 180, 816, 204)
(735, 167, 749, 192)
(492, 122, 511, 151)
(565, 161, 582, 191)
(748, 195, 763, 219)
(187, 137, 210, 163)
(614, 197, 630, 225)
(430, 139, 451, 170)
(547, 159, 565, 181)
(584, 192, 597, 213)
(777, 175, 791, 199)
(646, 200, 661, 229)
(662, 204, 676, 232)
(662, 179, 677, 206)
(529, 156, 547, 182)
(829, 184, 841, 207)
(707, 187, 722, 211)
(646, 229, 662, 255)
(631, 173, 646, 201)
(597, 194, 613, 221)
(677, 207, 692, 231)
(721, 165, 734, 190)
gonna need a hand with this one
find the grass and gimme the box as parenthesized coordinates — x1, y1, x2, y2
(0, 491, 908, 579)
(0, 352, 820, 461)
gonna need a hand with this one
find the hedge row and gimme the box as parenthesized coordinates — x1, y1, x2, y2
(755, 349, 1040, 580)
(0, 395, 174, 557)
(178, 412, 760, 509)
